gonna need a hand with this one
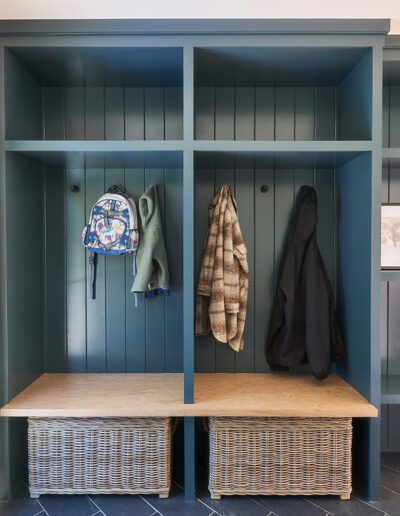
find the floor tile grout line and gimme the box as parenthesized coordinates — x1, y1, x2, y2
(302, 495, 331, 514)
(381, 463, 400, 475)
(32, 510, 46, 516)
(139, 495, 163, 515)
(87, 496, 107, 516)
(352, 494, 387, 514)
(195, 496, 223, 516)
(35, 498, 50, 516)
(89, 512, 102, 516)
(381, 483, 400, 498)
(248, 495, 280, 515)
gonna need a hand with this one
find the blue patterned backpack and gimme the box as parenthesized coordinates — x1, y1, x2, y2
(82, 185, 139, 304)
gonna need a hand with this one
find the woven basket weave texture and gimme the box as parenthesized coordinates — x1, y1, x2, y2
(28, 417, 172, 497)
(208, 417, 352, 498)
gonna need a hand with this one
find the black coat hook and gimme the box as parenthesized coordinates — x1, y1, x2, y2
(70, 185, 80, 193)
(260, 185, 269, 193)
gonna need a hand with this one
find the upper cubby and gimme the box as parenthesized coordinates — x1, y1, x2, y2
(194, 46, 372, 142)
(4, 46, 183, 141)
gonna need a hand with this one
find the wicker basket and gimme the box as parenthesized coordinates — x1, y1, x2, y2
(28, 417, 172, 498)
(208, 417, 352, 499)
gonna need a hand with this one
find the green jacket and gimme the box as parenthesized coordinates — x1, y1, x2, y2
(131, 184, 170, 296)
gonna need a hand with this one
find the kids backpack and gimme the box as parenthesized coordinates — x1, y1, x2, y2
(82, 185, 139, 305)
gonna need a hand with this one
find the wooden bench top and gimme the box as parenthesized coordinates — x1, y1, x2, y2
(0, 373, 377, 418)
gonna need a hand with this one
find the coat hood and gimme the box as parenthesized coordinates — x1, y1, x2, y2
(139, 184, 161, 230)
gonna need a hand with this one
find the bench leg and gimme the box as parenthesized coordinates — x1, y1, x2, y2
(211, 493, 221, 500)
(340, 493, 351, 500)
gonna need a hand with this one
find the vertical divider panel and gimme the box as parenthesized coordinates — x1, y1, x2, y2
(183, 43, 195, 500)
(105, 158, 126, 372)
(85, 155, 106, 372)
(125, 158, 146, 372)
(66, 159, 86, 372)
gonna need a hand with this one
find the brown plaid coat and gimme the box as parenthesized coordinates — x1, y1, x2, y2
(195, 185, 249, 352)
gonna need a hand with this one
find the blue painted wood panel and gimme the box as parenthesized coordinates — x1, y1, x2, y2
(63, 157, 183, 373)
(195, 158, 336, 373)
(194, 85, 359, 141)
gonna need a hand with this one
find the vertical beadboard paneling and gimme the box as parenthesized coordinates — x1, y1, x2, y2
(125, 88, 144, 140)
(390, 87, 400, 148)
(193, 86, 339, 141)
(195, 165, 216, 372)
(65, 87, 85, 140)
(194, 87, 215, 140)
(105, 161, 126, 372)
(145, 87, 165, 140)
(383, 86, 390, 148)
(254, 165, 275, 373)
(42, 86, 183, 141)
(255, 87, 275, 140)
(85, 156, 106, 372)
(215, 88, 235, 140)
(125, 161, 146, 372)
(45, 166, 67, 372)
(66, 162, 86, 372)
(85, 87, 105, 140)
(165, 87, 183, 140)
(165, 166, 184, 372)
(275, 88, 295, 141)
(235, 88, 255, 140)
(295, 87, 315, 140)
(43, 87, 65, 140)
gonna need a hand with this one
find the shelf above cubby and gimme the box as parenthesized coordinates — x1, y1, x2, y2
(0, 372, 377, 418)
(4, 140, 183, 167)
(193, 141, 372, 169)
(382, 375, 400, 404)
(381, 270, 400, 282)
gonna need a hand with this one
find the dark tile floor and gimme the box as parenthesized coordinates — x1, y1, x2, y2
(2, 454, 400, 516)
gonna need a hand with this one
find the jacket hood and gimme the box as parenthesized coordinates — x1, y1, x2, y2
(139, 184, 161, 230)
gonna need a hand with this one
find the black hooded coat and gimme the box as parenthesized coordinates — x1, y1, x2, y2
(265, 185, 346, 380)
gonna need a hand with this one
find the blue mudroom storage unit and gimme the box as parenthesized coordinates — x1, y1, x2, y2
(381, 35, 400, 450)
(0, 19, 390, 502)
